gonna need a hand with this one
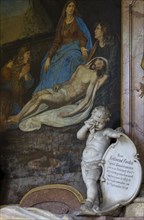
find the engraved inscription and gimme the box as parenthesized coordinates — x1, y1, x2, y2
(106, 153, 134, 190)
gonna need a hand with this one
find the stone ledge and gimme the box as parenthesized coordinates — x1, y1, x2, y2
(69, 217, 144, 219)
(124, 197, 144, 217)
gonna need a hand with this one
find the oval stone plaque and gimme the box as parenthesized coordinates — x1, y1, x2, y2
(99, 133, 142, 214)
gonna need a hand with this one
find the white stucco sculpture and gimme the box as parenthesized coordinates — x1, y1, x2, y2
(77, 106, 121, 214)
(76, 106, 142, 216)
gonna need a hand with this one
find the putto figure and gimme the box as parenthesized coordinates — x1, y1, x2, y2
(77, 106, 122, 214)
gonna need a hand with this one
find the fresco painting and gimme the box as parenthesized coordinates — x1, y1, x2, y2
(0, 0, 121, 132)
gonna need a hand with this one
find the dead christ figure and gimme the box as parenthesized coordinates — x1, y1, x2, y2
(8, 57, 108, 124)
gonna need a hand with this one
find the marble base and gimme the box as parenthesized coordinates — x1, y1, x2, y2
(124, 197, 144, 217)
(72, 217, 144, 219)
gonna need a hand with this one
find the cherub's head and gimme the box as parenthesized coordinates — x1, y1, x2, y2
(91, 106, 111, 130)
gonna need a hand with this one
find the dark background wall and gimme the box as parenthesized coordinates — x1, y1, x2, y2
(39, 0, 121, 37)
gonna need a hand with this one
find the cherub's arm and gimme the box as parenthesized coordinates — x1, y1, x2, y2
(77, 124, 89, 140)
(103, 128, 122, 139)
(77, 117, 95, 140)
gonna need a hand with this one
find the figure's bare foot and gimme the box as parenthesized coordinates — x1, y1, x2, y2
(93, 204, 100, 213)
(7, 115, 20, 124)
(76, 201, 95, 216)
(80, 200, 93, 211)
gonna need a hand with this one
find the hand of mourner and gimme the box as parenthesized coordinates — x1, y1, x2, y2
(19, 63, 30, 80)
(44, 57, 51, 73)
(81, 47, 88, 60)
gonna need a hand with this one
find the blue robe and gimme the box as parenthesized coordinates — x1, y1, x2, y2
(34, 16, 92, 93)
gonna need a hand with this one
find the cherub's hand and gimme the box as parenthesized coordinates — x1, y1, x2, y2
(44, 57, 51, 73)
(112, 132, 122, 138)
(115, 127, 125, 133)
(84, 118, 95, 130)
(115, 132, 121, 138)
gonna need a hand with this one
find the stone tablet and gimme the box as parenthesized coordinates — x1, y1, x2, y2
(99, 133, 142, 215)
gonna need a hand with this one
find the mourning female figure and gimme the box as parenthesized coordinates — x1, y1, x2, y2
(0, 46, 33, 131)
(34, 0, 92, 93)
(88, 20, 120, 108)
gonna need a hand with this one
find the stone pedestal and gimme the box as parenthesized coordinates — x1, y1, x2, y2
(124, 197, 144, 217)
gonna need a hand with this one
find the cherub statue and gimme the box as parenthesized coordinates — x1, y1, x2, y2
(77, 106, 122, 215)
